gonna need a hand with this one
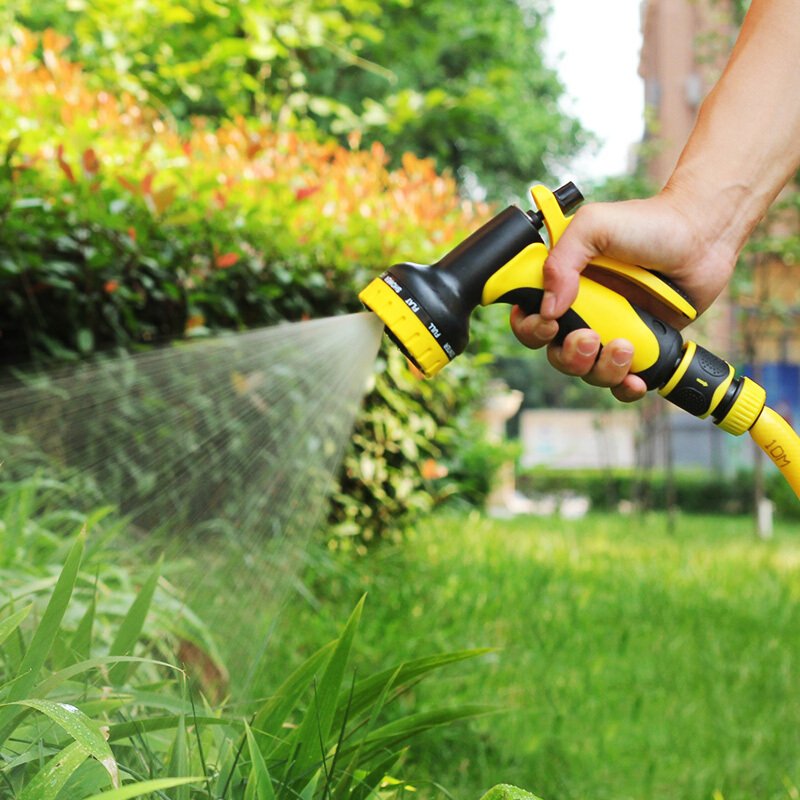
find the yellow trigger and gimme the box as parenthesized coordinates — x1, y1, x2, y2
(529, 184, 697, 322)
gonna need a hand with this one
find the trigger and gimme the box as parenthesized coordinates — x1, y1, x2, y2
(587, 256, 697, 321)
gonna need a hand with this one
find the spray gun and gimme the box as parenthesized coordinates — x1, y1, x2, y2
(359, 182, 800, 501)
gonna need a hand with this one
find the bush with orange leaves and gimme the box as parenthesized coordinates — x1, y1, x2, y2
(0, 29, 493, 541)
(0, 28, 489, 356)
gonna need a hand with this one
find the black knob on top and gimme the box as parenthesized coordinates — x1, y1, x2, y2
(553, 182, 584, 215)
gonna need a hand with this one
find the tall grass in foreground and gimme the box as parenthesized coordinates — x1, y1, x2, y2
(0, 477, 492, 798)
(260, 511, 800, 800)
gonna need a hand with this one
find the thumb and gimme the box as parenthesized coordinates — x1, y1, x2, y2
(541, 205, 607, 320)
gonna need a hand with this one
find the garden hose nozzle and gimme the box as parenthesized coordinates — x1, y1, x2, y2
(359, 183, 800, 500)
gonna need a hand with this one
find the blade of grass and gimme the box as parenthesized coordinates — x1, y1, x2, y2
(108, 557, 162, 685)
(35, 655, 183, 698)
(251, 641, 336, 751)
(69, 592, 96, 664)
(331, 666, 403, 800)
(7, 698, 119, 788)
(0, 529, 85, 742)
(19, 740, 91, 800)
(107, 714, 230, 743)
(82, 777, 203, 800)
(0, 604, 32, 647)
(166, 715, 189, 800)
(336, 704, 496, 764)
(348, 749, 403, 800)
(332, 649, 493, 730)
(244, 720, 276, 800)
(287, 597, 365, 781)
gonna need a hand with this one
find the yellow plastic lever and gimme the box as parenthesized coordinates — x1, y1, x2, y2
(529, 184, 697, 322)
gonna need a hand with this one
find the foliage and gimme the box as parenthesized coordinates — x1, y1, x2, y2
(0, 475, 222, 669)
(0, 31, 492, 540)
(516, 466, 799, 516)
(303, 0, 586, 200)
(439, 423, 521, 509)
(5, 1, 585, 199)
(0, 480, 492, 798)
(0, 29, 489, 354)
(331, 348, 465, 545)
(5, 0, 403, 122)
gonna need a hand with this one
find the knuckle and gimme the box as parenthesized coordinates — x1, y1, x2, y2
(571, 204, 610, 252)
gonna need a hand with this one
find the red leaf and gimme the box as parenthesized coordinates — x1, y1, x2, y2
(185, 313, 205, 331)
(141, 172, 154, 195)
(117, 176, 139, 195)
(294, 185, 321, 201)
(82, 147, 100, 175)
(215, 252, 239, 268)
(56, 144, 75, 183)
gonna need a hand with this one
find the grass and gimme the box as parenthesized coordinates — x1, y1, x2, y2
(256, 511, 800, 800)
(0, 477, 493, 799)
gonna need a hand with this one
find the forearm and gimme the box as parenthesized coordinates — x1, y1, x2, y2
(664, 0, 800, 258)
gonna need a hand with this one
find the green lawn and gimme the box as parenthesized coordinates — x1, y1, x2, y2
(261, 512, 800, 800)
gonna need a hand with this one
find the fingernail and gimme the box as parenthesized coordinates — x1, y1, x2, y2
(540, 291, 555, 318)
(612, 347, 634, 367)
(577, 337, 598, 357)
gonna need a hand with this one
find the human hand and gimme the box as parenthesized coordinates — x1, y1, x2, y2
(510, 189, 738, 402)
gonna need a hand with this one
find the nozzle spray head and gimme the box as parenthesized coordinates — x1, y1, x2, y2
(358, 183, 584, 376)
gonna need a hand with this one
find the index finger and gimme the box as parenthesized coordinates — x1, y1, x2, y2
(510, 305, 560, 350)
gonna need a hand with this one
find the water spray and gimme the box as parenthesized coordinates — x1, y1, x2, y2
(359, 183, 800, 501)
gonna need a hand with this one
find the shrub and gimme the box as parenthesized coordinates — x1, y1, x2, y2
(0, 30, 492, 541)
(518, 467, 797, 517)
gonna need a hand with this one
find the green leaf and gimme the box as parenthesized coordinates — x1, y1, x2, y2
(0, 530, 85, 743)
(289, 596, 365, 780)
(251, 640, 336, 751)
(332, 649, 491, 730)
(108, 714, 230, 742)
(82, 777, 203, 800)
(331, 666, 401, 800)
(108, 557, 162, 684)
(77, 328, 94, 354)
(7, 698, 118, 788)
(479, 785, 545, 800)
(19, 740, 91, 800)
(167, 715, 189, 800)
(69, 594, 96, 663)
(244, 720, 275, 800)
(35, 655, 182, 699)
(0, 605, 32, 647)
(348, 749, 402, 800)
(338, 704, 495, 763)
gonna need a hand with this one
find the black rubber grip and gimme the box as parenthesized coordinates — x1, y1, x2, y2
(661, 344, 732, 418)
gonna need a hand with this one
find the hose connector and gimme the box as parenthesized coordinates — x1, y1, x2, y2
(658, 341, 735, 418)
(715, 376, 767, 435)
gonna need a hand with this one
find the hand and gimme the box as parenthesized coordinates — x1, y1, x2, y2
(510, 188, 738, 402)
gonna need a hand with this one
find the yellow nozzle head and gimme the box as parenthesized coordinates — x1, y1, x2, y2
(358, 276, 451, 377)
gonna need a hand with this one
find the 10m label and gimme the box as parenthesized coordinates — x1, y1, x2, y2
(763, 439, 792, 469)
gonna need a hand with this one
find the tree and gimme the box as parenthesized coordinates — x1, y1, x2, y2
(304, 0, 587, 199)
